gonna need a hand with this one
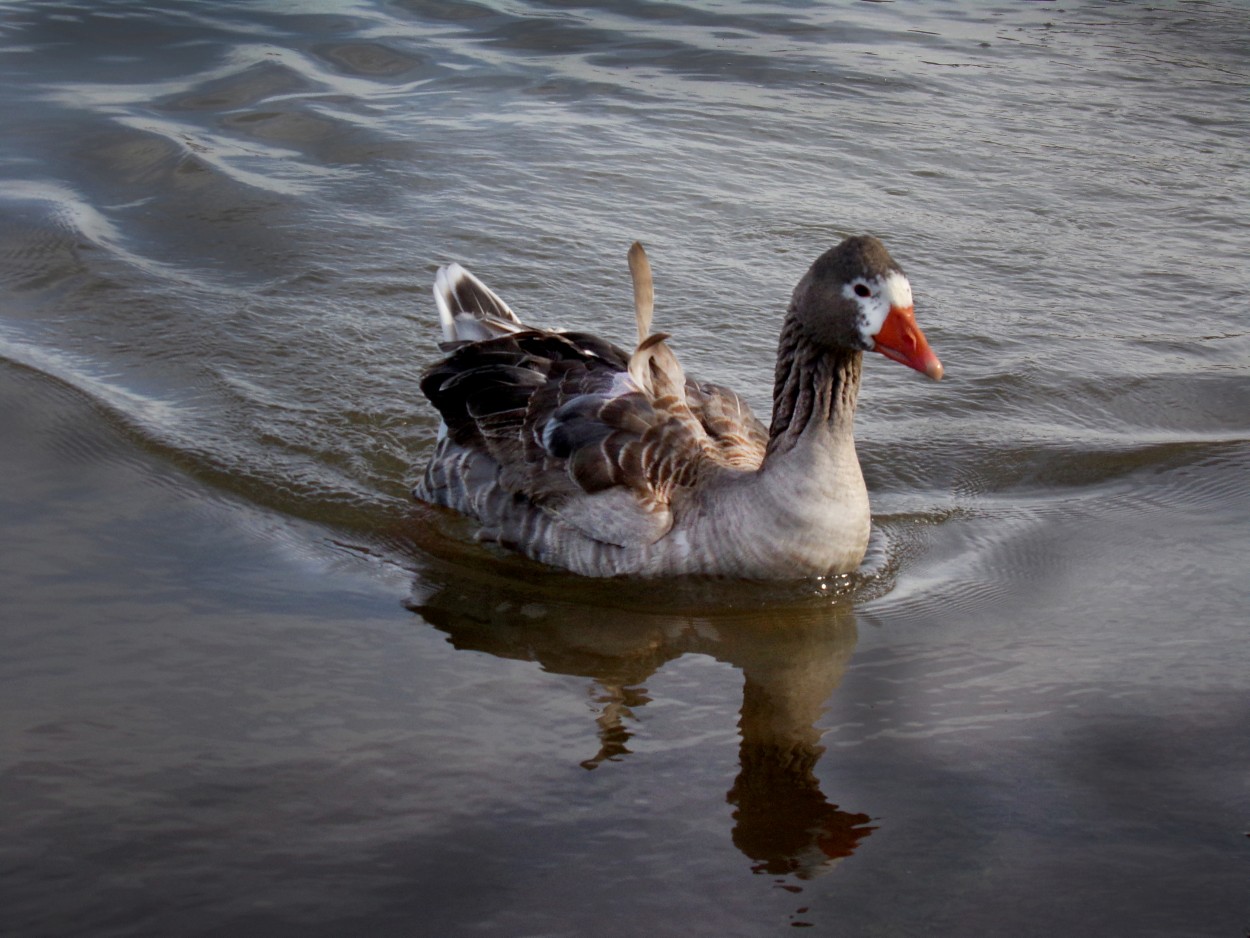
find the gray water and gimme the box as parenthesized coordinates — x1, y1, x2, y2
(2, 1, 1248, 935)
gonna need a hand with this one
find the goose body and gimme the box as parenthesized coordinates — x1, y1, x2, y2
(413, 236, 942, 579)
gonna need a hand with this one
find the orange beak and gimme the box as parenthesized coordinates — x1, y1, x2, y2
(873, 305, 943, 380)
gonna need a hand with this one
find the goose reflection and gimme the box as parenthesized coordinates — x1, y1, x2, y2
(406, 566, 875, 880)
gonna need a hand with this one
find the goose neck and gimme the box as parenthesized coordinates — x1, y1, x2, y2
(765, 319, 862, 461)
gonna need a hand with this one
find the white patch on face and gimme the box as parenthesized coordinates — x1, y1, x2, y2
(844, 271, 913, 346)
(881, 271, 913, 311)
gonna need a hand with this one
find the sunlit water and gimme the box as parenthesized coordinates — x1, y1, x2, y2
(2, 1, 1248, 935)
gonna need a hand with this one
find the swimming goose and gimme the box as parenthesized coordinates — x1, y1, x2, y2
(413, 236, 942, 579)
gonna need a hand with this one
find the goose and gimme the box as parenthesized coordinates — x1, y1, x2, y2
(413, 236, 942, 579)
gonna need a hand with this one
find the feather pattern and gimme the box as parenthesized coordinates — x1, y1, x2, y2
(414, 237, 942, 579)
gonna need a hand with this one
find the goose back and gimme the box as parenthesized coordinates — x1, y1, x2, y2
(417, 319, 769, 557)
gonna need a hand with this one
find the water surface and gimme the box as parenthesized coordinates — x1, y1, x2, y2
(2, 1, 1248, 935)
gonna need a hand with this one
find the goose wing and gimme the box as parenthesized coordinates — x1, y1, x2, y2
(419, 257, 769, 549)
(421, 327, 741, 548)
(685, 379, 769, 469)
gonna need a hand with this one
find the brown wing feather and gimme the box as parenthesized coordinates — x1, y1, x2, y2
(685, 380, 769, 470)
(421, 328, 724, 546)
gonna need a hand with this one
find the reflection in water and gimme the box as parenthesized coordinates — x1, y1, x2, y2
(579, 681, 651, 770)
(408, 570, 875, 881)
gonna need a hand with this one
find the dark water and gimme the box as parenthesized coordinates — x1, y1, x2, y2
(2, 1, 1248, 935)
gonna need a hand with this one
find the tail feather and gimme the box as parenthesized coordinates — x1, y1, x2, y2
(434, 263, 524, 342)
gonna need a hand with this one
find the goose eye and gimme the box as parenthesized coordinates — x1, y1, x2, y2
(853, 283, 872, 298)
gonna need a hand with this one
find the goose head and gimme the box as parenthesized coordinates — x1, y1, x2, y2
(789, 235, 943, 380)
